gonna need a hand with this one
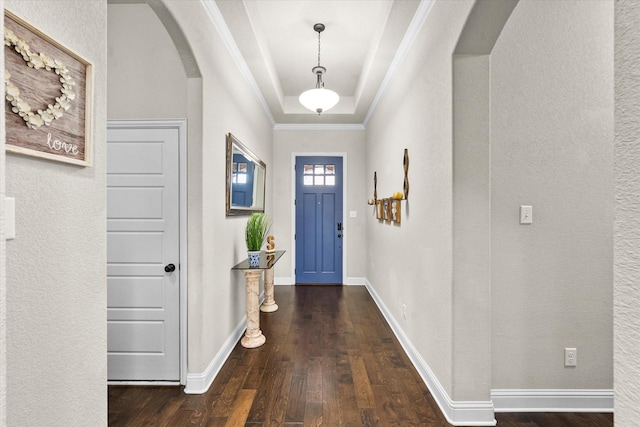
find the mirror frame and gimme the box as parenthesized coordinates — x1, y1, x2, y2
(225, 133, 267, 216)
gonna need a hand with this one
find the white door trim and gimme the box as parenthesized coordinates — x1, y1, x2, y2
(106, 119, 188, 385)
(290, 152, 348, 285)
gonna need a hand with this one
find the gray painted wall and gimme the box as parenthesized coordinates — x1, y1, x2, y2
(366, 0, 614, 401)
(491, 0, 614, 389)
(366, 0, 476, 397)
(108, 4, 188, 119)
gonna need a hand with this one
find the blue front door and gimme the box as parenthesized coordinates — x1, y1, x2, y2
(295, 156, 343, 283)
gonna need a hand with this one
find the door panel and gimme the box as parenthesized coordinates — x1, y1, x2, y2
(295, 156, 343, 283)
(321, 193, 337, 272)
(107, 232, 164, 263)
(107, 188, 164, 219)
(107, 125, 180, 381)
(108, 321, 166, 352)
(107, 277, 164, 308)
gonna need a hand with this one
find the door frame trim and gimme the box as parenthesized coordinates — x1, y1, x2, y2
(291, 152, 347, 284)
(106, 119, 188, 385)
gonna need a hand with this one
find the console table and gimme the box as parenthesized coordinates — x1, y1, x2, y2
(232, 250, 285, 348)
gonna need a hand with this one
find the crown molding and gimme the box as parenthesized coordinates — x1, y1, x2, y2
(273, 123, 365, 132)
(202, 0, 435, 129)
(201, 0, 276, 127)
(363, 0, 436, 126)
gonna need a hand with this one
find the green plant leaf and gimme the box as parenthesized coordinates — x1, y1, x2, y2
(245, 213, 271, 251)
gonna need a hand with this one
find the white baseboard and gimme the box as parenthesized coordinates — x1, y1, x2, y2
(275, 276, 294, 285)
(183, 316, 247, 394)
(364, 280, 496, 426)
(107, 381, 179, 386)
(492, 389, 614, 413)
(345, 277, 366, 286)
(274, 277, 366, 285)
(185, 291, 272, 394)
(273, 277, 367, 286)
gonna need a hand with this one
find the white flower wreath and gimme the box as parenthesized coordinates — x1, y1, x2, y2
(4, 28, 76, 130)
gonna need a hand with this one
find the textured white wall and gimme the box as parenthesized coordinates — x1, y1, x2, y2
(614, 0, 640, 423)
(491, 0, 613, 389)
(4, 1, 107, 425)
(0, 0, 5, 422)
(272, 129, 367, 282)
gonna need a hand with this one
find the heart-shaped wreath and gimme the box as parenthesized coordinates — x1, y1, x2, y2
(4, 28, 75, 130)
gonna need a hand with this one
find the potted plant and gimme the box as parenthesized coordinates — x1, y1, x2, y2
(245, 213, 271, 267)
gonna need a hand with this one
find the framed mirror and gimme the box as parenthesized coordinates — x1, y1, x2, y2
(226, 133, 266, 216)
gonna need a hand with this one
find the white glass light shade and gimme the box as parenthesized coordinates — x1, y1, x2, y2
(299, 88, 340, 114)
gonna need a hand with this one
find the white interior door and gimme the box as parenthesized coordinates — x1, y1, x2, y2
(107, 124, 180, 381)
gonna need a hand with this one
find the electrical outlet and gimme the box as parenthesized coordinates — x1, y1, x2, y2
(565, 348, 577, 367)
(402, 304, 407, 320)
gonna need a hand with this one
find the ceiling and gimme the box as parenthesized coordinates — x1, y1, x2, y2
(210, 0, 427, 126)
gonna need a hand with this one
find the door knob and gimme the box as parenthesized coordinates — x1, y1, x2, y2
(164, 263, 176, 273)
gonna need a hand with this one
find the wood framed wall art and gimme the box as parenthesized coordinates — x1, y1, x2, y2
(376, 199, 384, 220)
(4, 10, 93, 166)
(390, 199, 401, 224)
(383, 198, 391, 221)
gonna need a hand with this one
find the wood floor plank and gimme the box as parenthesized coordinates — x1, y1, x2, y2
(109, 285, 613, 427)
(319, 349, 341, 425)
(211, 366, 249, 418)
(246, 342, 291, 425)
(348, 350, 375, 409)
(302, 401, 323, 427)
(285, 374, 307, 423)
(224, 389, 256, 427)
(306, 357, 323, 404)
(265, 362, 294, 426)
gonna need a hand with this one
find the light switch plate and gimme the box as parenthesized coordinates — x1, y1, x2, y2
(350, 211, 357, 218)
(5, 197, 15, 240)
(520, 205, 532, 224)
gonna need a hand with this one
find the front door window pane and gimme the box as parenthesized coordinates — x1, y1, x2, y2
(301, 163, 337, 186)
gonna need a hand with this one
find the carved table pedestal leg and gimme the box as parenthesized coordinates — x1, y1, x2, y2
(260, 266, 278, 313)
(240, 269, 266, 348)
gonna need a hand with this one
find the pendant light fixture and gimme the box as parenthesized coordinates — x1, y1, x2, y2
(299, 23, 340, 114)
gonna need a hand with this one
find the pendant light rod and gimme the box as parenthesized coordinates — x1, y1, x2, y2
(314, 23, 325, 68)
(313, 23, 326, 89)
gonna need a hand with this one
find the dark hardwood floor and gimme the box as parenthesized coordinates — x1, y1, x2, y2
(108, 285, 613, 427)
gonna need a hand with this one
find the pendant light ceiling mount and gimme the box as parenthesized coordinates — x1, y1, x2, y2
(299, 22, 340, 115)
